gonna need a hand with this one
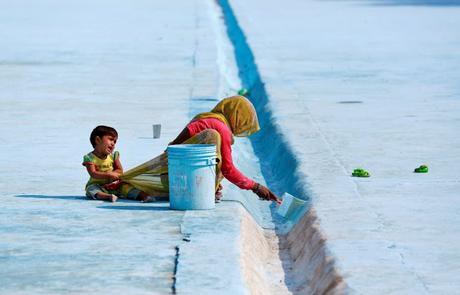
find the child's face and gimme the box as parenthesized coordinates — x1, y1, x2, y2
(94, 135, 117, 156)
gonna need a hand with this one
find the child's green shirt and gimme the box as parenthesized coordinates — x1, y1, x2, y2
(82, 151, 120, 188)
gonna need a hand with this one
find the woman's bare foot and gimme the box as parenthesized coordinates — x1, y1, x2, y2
(140, 196, 154, 203)
(215, 184, 223, 203)
(137, 192, 154, 203)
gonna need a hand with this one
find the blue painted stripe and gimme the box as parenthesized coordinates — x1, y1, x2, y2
(217, 0, 309, 206)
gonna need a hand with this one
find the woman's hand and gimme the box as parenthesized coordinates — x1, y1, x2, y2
(252, 183, 281, 204)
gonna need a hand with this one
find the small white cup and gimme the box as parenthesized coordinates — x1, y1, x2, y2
(153, 124, 161, 139)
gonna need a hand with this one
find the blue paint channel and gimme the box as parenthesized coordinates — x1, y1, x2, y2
(217, 0, 309, 205)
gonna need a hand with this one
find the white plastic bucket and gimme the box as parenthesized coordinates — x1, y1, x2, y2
(277, 192, 307, 219)
(167, 144, 217, 210)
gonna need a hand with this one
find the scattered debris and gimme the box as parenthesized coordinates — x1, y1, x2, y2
(414, 164, 428, 173)
(352, 168, 370, 177)
(182, 234, 191, 242)
(238, 88, 249, 96)
(338, 100, 363, 104)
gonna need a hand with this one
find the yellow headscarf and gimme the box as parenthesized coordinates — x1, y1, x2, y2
(193, 96, 260, 137)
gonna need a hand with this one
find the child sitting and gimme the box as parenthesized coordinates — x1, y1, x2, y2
(82, 125, 152, 202)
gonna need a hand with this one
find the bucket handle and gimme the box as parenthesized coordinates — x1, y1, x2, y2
(207, 158, 218, 165)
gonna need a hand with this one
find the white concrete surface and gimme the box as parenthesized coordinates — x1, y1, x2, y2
(229, 0, 460, 293)
(0, 0, 260, 293)
(4, 0, 457, 293)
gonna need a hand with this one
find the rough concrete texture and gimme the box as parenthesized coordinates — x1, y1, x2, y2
(285, 208, 347, 294)
(0, 0, 254, 293)
(240, 209, 292, 295)
(228, 0, 460, 293)
(0, 0, 289, 293)
(3, 0, 459, 293)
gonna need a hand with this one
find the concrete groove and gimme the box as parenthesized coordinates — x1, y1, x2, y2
(171, 245, 180, 294)
(216, 0, 348, 293)
(224, 0, 460, 292)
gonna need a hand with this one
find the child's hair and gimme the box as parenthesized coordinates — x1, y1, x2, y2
(90, 125, 118, 147)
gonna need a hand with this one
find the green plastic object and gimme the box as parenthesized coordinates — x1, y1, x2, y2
(414, 165, 428, 173)
(238, 88, 249, 96)
(352, 168, 370, 177)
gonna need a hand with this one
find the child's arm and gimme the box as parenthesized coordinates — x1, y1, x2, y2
(84, 163, 120, 181)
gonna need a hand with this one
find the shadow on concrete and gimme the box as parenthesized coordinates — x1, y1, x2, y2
(217, 0, 311, 292)
(191, 96, 219, 102)
(16, 194, 85, 200)
(330, 0, 460, 6)
(370, 0, 460, 6)
(98, 205, 170, 211)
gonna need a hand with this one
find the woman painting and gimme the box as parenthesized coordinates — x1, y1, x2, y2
(120, 95, 280, 204)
